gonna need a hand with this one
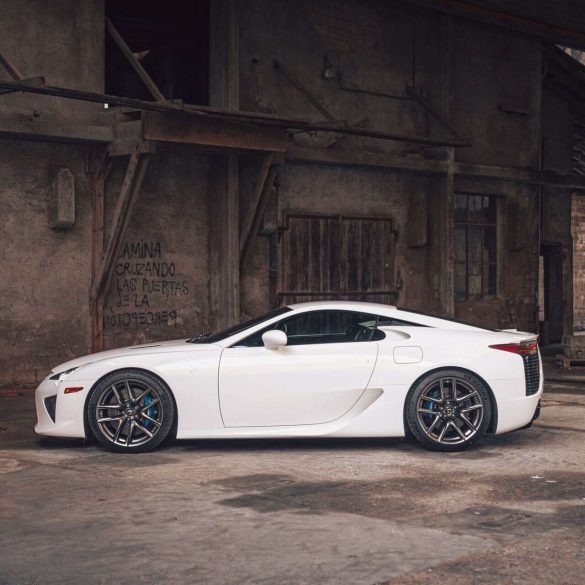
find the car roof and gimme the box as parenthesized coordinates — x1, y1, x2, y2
(286, 300, 490, 331)
(287, 300, 397, 312)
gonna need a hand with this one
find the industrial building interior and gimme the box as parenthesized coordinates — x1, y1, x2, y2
(1, 1, 585, 583)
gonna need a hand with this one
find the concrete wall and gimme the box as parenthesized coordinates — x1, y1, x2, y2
(0, 140, 93, 383)
(0, 0, 104, 384)
(103, 149, 211, 349)
(0, 0, 579, 384)
(0, 0, 104, 121)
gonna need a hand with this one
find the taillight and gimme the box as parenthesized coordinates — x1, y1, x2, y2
(489, 339, 538, 355)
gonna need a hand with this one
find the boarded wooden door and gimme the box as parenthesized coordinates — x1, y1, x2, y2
(278, 214, 396, 305)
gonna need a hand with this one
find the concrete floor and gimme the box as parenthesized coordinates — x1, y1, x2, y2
(0, 381, 584, 585)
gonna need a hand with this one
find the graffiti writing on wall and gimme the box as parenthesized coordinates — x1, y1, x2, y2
(105, 241, 190, 329)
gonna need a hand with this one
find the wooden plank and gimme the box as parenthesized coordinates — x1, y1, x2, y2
(105, 18, 165, 102)
(0, 51, 23, 80)
(93, 153, 150, 300)
(288, 146, 585, 190)
(399, 0, 585, 50)
(287, 146, 448, 174)
(455, 162, 585, 190)
(89, 148, 107, 352)
(107, 139, 156, 157)
(0, 113, 113, 144)
(209, 0, 239, 110)
(240, 163, 278, 268)
(142, 110, 288, 152)
(208, 155, 240, 329)
(240, 153, 274, 260)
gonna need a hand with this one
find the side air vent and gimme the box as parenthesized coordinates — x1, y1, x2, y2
(44, 395, 57, 422)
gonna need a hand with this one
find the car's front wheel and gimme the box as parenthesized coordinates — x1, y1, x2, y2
(405, 369, 492, 452)
(87, 369, 175, 453)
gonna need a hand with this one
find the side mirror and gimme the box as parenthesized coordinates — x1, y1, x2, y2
(262, 330, 288, 350)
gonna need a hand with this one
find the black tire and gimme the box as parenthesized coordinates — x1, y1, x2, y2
(405, 369, 492, 452)
(87, 369, 175, 453)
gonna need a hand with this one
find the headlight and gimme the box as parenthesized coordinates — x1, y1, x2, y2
(49, 367, 79, 382)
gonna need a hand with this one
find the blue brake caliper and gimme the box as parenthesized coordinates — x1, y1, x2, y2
(422, 395, 435, 425)
(143, 394, 155, 429)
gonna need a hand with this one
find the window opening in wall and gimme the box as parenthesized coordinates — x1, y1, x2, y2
(105, 0, 209, 105)
(454, 193, 497, 301)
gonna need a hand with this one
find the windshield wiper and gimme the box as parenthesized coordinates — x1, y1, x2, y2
(188, 332, 212, 343)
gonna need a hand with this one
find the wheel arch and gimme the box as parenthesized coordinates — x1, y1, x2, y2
(83, 367, 179, 441)
(402, 366, 498, 435)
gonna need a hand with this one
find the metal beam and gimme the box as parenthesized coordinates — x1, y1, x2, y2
(105, 18, 166, 103)
(0, 80, 470, 147)
(273, 59, 337, 121)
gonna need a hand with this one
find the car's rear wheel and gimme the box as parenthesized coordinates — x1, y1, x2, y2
(405, 369, 492, 452)
(87, 370, 175, 453)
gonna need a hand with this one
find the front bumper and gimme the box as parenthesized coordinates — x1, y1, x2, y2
(34, 378, 88, 438)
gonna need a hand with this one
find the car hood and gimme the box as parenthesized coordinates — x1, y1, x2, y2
(50, 339, 218, 375)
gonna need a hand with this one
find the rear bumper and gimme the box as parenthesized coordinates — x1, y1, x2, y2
(493, 382, 543, 435)
(34, 378, 88, 438)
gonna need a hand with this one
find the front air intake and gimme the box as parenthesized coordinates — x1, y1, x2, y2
(44, 395, 57, 422)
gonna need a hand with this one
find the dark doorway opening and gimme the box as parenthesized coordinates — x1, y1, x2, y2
(539, 243, 563, 345)
(105, 0, 209, 105)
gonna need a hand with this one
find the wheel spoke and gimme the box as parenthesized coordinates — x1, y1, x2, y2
(125, 380, 134, 402)
(113, 419, 124, 444)
(141, 413, 161, 427)
(98, 416, 123, 423)
(439, 379, 446, 401)
(459, 412, 477, 431)
(457, 390, 478, 403)
(111, 384, 123, 405)
(437, 420, 450, 442)
(421, 394, 442, 404)
(461, 403, 482, 413)
(98, 403, 121, 410)
(427, 414, 441, 434)
(126, 422, 135, 446)
(452, 422, 467, 440)
(140, 398, 159, 412)
(452, 380, 458, 401)
(135, 422, 153, 438)
(417, 407, 437, 415)
(134, 387, 152, 404)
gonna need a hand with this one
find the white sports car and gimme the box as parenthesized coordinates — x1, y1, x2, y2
(35, 301, 543, 453)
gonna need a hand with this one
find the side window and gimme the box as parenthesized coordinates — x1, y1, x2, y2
(235, 310, 379, 347)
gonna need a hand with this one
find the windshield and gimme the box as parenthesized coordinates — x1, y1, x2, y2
(189, 306, 292, 343)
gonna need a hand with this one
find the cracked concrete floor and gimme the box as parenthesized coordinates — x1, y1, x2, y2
(0, 382, 584, 585)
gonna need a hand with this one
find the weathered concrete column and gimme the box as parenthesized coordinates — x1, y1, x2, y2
(427, 14, 455, 317)
(428, 150, 455, 317)
(208, 0, 240, 329)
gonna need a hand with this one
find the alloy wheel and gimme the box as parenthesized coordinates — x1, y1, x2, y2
(94, 379, 164, 448)
(415, 376, 485, 446)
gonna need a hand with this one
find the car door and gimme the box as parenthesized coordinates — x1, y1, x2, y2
(218, 310, 379, 427)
